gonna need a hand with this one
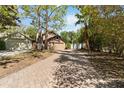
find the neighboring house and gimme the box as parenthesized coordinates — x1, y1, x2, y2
(43, 31, 65, 50)
(0, 32, 33, 51)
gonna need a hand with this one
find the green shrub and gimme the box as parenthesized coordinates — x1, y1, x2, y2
(65, 43, 71, 49)
(0, 40, 6, 50)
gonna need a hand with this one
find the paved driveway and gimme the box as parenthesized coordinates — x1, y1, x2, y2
(0, 50, 124, 88)
(0, 52, 61, 88)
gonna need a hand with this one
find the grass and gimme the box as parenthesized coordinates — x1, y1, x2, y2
(0, 56, 11, 61)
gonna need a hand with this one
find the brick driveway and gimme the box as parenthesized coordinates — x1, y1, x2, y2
(0, 52, 61, 88)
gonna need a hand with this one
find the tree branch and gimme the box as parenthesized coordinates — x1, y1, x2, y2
(41, 26, 46, 29)
(48, 6, 62, 18)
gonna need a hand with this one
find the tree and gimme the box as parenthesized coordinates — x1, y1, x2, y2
(75, 5, 124, 56)
(60, 31, 72, 49)
(40, 6, 67, 49)
(94, 6, 124, 54)
(21, 5, 67, 50)
(25, 26, 37, 40)
(0, 5, 20, 31)
(60, 30, 83, 49)
(21, 5, 44, 50)
(75, 6, 98, 50)
(60, 31, 70, 44)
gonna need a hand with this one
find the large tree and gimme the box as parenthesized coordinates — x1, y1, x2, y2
(38, 5, 67, 49)
(75, 6, 99, 50)
(0, 5, 20, 31)
(76, 5, 124, 56)
(21, 5, 44, 50)
(21, 5, 67, 50)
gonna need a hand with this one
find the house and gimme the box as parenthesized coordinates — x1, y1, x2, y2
(43, 31, 65, 50)
(0, 32, 33, 51)
(0, 31, 65, 51)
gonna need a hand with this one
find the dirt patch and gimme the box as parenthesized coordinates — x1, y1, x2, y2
(0, 50, 53, 79)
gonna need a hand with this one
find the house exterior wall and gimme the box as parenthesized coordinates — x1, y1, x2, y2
(4, 38, 32, 51)
(54, 43, 65, 50)
(48, 39, 65, 50)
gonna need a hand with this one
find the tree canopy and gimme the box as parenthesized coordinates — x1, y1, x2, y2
(75, 5, 124, 55)
(0, 5, 124, 55)
(0, 5, 20, 31)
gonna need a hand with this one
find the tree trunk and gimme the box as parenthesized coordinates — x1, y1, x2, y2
(36, 9, 43, 50)
(84, 23, 90, 51)
(45, 6, 48, 49)
(85, 38, 90, 50)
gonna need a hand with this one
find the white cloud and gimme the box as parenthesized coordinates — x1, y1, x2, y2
(63, 14, 81, 31)
(66, 15, 78, 25)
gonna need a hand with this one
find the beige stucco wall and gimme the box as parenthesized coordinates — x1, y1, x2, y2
(48, 39, 65, 50)
(54, 43, 65, 50)
(4, 38, 32, 51)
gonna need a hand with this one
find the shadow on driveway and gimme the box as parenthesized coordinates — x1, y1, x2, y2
(52, 50, 124, 88)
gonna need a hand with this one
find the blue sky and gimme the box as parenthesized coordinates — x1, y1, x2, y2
(63, 6, 81, 31)
(20, 6, 81, 32)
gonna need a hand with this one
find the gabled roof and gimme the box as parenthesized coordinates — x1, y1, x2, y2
(0, 32, 33, 41)
(42, 31, 57, 36)
(43, 34, 64, 43)
(47, 35, 64, 42)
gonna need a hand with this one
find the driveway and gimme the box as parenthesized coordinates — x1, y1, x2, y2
(52, 50, 124, 88)
(0, 52, 61, 88)
(0, 50, 124, 88)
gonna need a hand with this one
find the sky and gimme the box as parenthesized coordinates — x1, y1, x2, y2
(63, 6, 81, 31)
(20, 6, 81, 32)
